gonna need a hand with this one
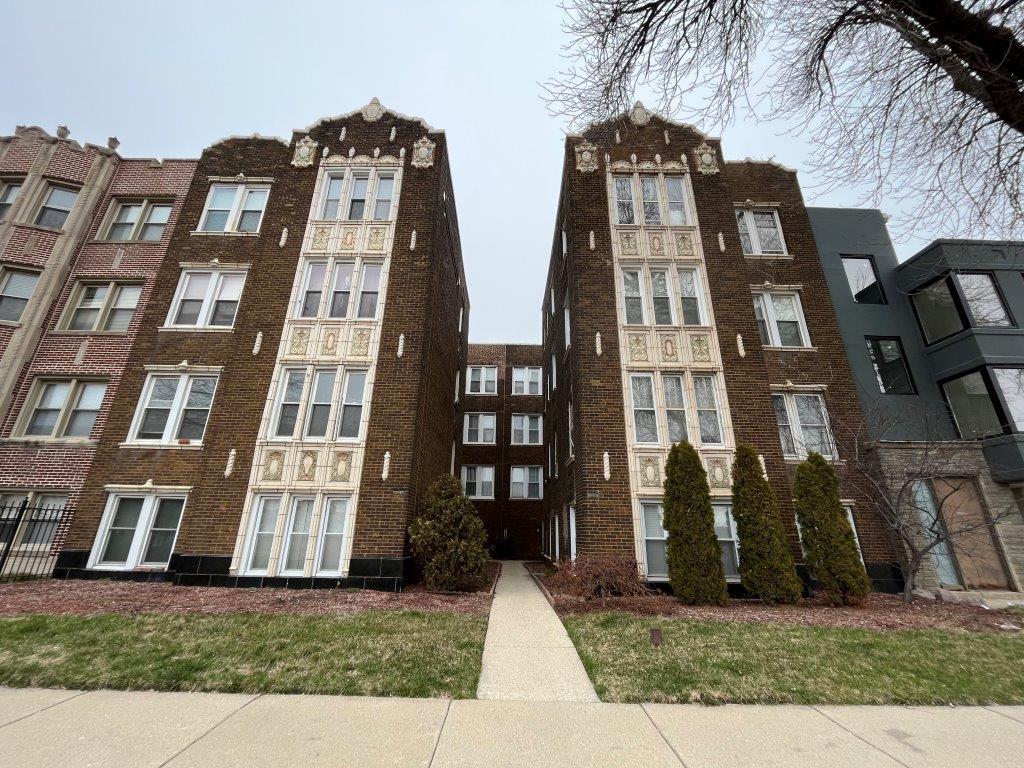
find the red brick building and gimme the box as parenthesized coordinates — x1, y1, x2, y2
(541, 103, 901, 591)
(0, 125, 195, 570)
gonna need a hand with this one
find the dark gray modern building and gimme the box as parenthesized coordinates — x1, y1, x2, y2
(810, 207, 1024, 598)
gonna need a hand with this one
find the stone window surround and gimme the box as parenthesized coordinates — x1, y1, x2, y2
(11, 376, 108, 443)
(265, 364, 369, 443)
(193, 182, 270, 235)
(96, 197, 175, 243)
(56, 280, 143, 334)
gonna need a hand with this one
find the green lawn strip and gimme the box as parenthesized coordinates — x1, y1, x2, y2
(563, 612, 1024, 705)
(0, 611, 486, 699)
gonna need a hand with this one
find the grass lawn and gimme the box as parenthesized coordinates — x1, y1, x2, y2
(0, 611, 486, 698)
(564, 612, 1024, 705)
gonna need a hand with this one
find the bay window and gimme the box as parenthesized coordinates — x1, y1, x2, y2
(994, 368, 1024, 432)
(941, 370, 1003, 439)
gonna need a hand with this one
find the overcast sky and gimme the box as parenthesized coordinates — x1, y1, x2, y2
(2, 0, 941, 343)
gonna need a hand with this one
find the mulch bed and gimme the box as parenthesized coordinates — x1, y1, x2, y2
(0, 578, 493, 618)
(529, 568, 1021, 634)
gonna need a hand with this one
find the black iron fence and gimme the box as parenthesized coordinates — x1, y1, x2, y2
(0, 500, 71, 582)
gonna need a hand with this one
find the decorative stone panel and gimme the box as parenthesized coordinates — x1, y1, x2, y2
(291, 136, 318, 168)
(659, 334, 680, 363)
(673, 230, 694, 257)
(648, 231, 666, 257)
(296, 450, 318, 482)
(262, 450, 285, 482)
(411, 136, 435, 168)
(638, 456, 661, 487)
(575, 140, 599, 172)
(367, 228, 386, 251)
(706, 456, 731, 489)
(330, 451, 353, 482)
(628, 333, 649, 362)
(690, 335, 711, 362)
(289, 327, 311, 356)
(619, 232, 638, 255)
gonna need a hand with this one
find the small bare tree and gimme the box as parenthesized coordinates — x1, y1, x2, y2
(545, 0, 1024, 238)
(830, 400, 1019, 602)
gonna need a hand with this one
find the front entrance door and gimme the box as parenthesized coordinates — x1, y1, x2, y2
(934, 477, 1011, 591)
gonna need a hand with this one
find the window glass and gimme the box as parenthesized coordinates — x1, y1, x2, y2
(347, 176, 368, 219)
(173, 273, 211, 325)
(665, 177, 687, 226)
(300, 263, 326, 318)
(642, 502, 667, 577)
(210, 274, 244, 326)
(511, 466, 542, 498)
(942, 371, 1003, 438)
(753, 295, 770, 344)
(69, 285, 109, 330)
(329, 263, 354, 318)
(463, 466, 494, 498)
(107, 203, 142, 241)
(677, 268, 701, 325)
(841, 256, 885, 304)
(0, 181, 22, 221)
(137, 377, 179, 439)
(663, 374, 688, 444)
(141, 498, 183, 565)
(958, 273, 1011, 327)
(357, 264, 381, 318)
(318, 498, 349, 574)
(133, 374, 216, 444)
(753, 211, 783, 253)
(247, 496, 280, 572)
(770, 294, 804, 346)
(103, 284, 141, 331)
(274, 370, 305, 438)
(772, 394, 797, 456)
(64, 381, 105, 437)
(866, 337, 915, 394)
(911, 480, 961, 586)
(201, 186, 236, 231)
(650, 270, 673, 325)
(373, 175, 394, 220)
(693, 375, 723, 444)
(736, 210, 752, 253)
(623, 270, 643, 324)
(713, 503, 740, 578)
(338, 371, 366, 439)
(994, 368, 1024, 431)
(283, 499, 313, 572)
(25, 381, 71, 436)
(794, 394, 832, 456)
(0, 268, 39, 322)
(237, 189, 267, 232)
(304, 370, 336, 438)
(36, 186, 78, 229)
(176, 376, 217, 440)
(640, 175, 660, 225)
(139, 204, 171, 241)
(631, 374, 658, 443)
(913, 279, 965, 343)
(614, 176, 635, 225)
(322, 176, 344, 219)
(100, 497, 143, 565)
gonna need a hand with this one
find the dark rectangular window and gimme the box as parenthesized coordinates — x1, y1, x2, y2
(841, 256, 885, 304)
(865, 337, 915, 394)
(912, 278, 965, 344)
(942, 370, 1004, 439)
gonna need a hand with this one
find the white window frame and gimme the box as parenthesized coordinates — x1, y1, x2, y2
(622, 267, 646, 325)
(649, 267, 675, 326)
(316, 168, 398, 222)
(17, 378, 107, 440)
(0, 265, 41, 324)
(461, 465, 495, 499)
(279, 496, 316, 576)
(512, 366, 542, 395)
(612, 172, 692, 228)
(61, 281, 142, 333)
(463, 412, 497, 445)
(772, 391, 836, 459)
(127, 373, 219, 446)
(753, 290, 811, 348)
(567, 399, 575, 458)
(102, 199, 173, 242)
(511, 413, 543, 445)
(736, 208, 787, 255)
(164, 269, 248, 329)
(34, 184, 79, 230)
(714, 501, 741, 581)
(676, 267, 707, 326)
(87, 492, 186, 571)
(466, 366, 497, 395)
(0, 491, 68, 553)
(629, 372, 659, 444)
(510, 465, 543, 499)
(0, 178, 25, 222)
(198, 183, 269, 234)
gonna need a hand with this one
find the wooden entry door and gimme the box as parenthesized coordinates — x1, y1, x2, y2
(933, 477, 1011, 590)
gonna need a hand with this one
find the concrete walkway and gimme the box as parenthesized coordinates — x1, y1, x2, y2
(476, 560, 598, 701)
(2, 688, 1023, 767)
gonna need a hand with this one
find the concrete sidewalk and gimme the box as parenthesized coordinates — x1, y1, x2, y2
(2, 688, 1023, 767)
(476, 560, 598, 701)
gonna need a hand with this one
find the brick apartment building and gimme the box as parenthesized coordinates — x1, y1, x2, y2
(2, 100, 1021, 596)
(0, 125, 195, 570)
(460, 344, 546, 559)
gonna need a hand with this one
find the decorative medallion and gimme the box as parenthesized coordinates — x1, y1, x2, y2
(690, 335, 711, 362)
(361, 97, 386, 122)
(649, 232, 665, 256)
(297, 450, 317, 481)
(330, 451, 353, 482)
(674, 231, 694, 256)
(262, 451, 284, 482)
(290, 327, 310, 356)
(291, 135, 318, 168)
(321, 329, 339, 356)
(367, 228, 386, 250)
(574, 140, 599, 172)
(660, 335, 679, 362)
(340, 228, 358, 250)
(694, 142, 719, 175)
(352, 328, 371, 356)
(628, 334, 648, 362)
(640, 457, 661, 487)
(628, 101, 653, 126)
(311, 226, 330, 250)
(707, 457, 730, 488)
(411, 136, 435, 168)
(619, 232, 638, 255)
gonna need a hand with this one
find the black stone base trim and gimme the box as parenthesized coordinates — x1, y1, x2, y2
(52, 552, 409, 592)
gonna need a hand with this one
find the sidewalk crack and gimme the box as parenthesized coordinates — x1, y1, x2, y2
(427, 699, 452, 768)
(0, 688, 87, 730)
(811, 706, 911, 768)
(157, 693, 261, 767)
(640, 703, 689, 768)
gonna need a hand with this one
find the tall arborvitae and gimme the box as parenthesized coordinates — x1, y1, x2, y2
(794, 452, 872, 605)
(730, 444, 803, 604)
(663, 442, 728, 605)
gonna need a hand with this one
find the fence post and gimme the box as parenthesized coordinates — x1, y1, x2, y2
(0, 498, 29, 577)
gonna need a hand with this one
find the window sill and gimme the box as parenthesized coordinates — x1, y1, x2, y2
(50, 330, 129, 337)
(157, 326, 236, 334)
(0, 437, 98, 446)
(744, 252, 793, 260)
(784, 456, 844, 466)
(16, 223, 67, 236)
(762, 345, 818, 352)
(189, 230, 260, 238)
(0, 319, 23, 328)
(467, 497, 495, 501)
(89, 238, 165, 245)
(118, 442, 205, 450)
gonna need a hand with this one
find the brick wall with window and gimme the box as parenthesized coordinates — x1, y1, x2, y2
(462, 343, 545, 559)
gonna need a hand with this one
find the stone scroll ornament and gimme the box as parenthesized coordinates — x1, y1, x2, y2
(291, 136, 318, 168)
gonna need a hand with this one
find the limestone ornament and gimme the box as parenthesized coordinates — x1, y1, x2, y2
(411, 136, 436, 168)
(574, 140, 599, 173)
(252, 331, 263, 356)
(603, 451, 611, 480)
(707, 457, 730, 488)
(279, 228, 288, 247)
(224, 448, 236, 478)
(588, 230, 595, 250)
(298, 451, 317, 481)
(361, 97, 385, 122)
(694, 142, 720, 175)
(595, 332, 602, 356)
(290, 327, 310, 356)
(674, 231, 694, 256)
(311, 227, 330, 250)
(367, 228, 386, 250)
(628, 334, 648, 361)
(640, 457, 661, 486)
(397, 333, 405, 358)
(263, 451, 284, 482)
(352, 328, 371, 356)
(291, 135, 318, 167)
(628, 101, 653, 126)
(690, 335, 711, 362)
(331, 452, 353, 482)
(736, 333, 746, 357)
(382, 451, 391, 481)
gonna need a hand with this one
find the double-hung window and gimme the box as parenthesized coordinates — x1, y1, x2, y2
(630, 373, 659, 444)
(273, 369, 306, 438)
(713, 503, 740, 579)
(35, 185, 79, 230)
(462, 466, 495, 499)
(104, 199, 173, 241)
(318, 170, 396, 221)
(166, 269, 246, 328)
(512, 414, 542, 445)
(736, 208, 785, 255)
(512, 366, 541, 395)
(0, 492, 68, 550)
(753, 291, 810, 347)
(199, 184, 268, 233)
(242, 495, 351, 577)
(677, 268, 705, 325)
(773, 392, 834, 458)
(650, 269, 674, 325)
(464, 413, 496, 444)
(614, 175, 636, 225)
(337, 370, 366, 439)
(20, 379, 106, 439)
(640, 175, 661, 225)
(642, 500, 738, 580)
(91, 493, 185, 570)
(0, 179, 23, 221)
(692, 375, 724, 445)
(357, 264, 382, 318)
(269, 367, 366, 441)
(0, 267, 40, 323)
(298, 259, 378, 320)
(304, 369, 337, 439)
(662, 374, 689, 444)
(510, 466, 542, 499)
(613, 173, 690, 227)
(130, 373, 218, 445)
(466, 366, 497, 395)
(622, 269, 645, 324)
(865, 337, 915, 394)
(64, 282, 141, 332)
(665, 177, 688, 225)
